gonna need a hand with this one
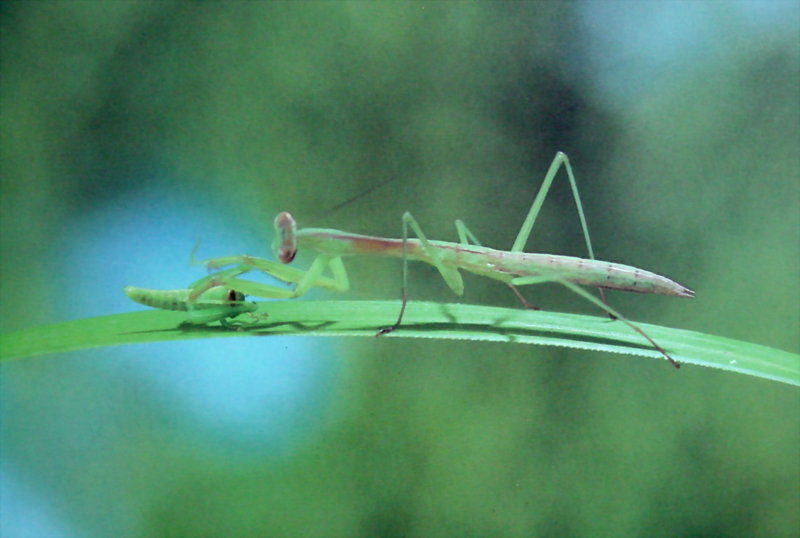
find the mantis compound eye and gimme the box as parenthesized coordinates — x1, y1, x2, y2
(273, 211, 298, 263)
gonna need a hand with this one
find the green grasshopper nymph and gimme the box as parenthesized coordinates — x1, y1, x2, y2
(124, 285, 259, 327)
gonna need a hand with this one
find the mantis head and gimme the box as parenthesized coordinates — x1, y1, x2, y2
(273, 211, 298, 264)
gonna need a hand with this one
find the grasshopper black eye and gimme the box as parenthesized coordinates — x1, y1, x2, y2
(226, 289, 246, 304)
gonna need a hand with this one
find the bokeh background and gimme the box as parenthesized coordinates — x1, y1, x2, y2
(1, 2, 798, 536)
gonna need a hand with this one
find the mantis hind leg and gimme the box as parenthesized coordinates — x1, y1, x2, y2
(511, 151, 612, 313)
(511, 274, 680, 368)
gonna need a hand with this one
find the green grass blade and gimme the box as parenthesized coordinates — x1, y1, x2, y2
(1, 300, 797, 386)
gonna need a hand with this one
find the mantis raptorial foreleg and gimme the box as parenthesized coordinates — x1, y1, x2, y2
(189, 253, 349, 304)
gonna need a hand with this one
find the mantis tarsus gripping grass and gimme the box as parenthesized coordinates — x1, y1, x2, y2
(189, 152, 694, 368)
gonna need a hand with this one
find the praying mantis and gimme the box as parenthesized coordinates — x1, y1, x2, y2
(184, 151, 694, 368)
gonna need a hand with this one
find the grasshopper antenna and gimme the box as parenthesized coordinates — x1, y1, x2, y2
(189, 237, 204, 267)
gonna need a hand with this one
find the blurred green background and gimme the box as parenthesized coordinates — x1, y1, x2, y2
(1, 2, 798, 537)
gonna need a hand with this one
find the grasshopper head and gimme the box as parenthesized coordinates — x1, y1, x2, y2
(272, 211, 298, 264)
(226, 289, 258, 314)
(225, 289, 246, 304)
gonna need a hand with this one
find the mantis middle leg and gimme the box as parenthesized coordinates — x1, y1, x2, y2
(379, 208, 548, 336)
(377, 211, 467, 335)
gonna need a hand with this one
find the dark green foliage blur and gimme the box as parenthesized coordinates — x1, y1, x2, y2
(1, 2, 798, 537)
